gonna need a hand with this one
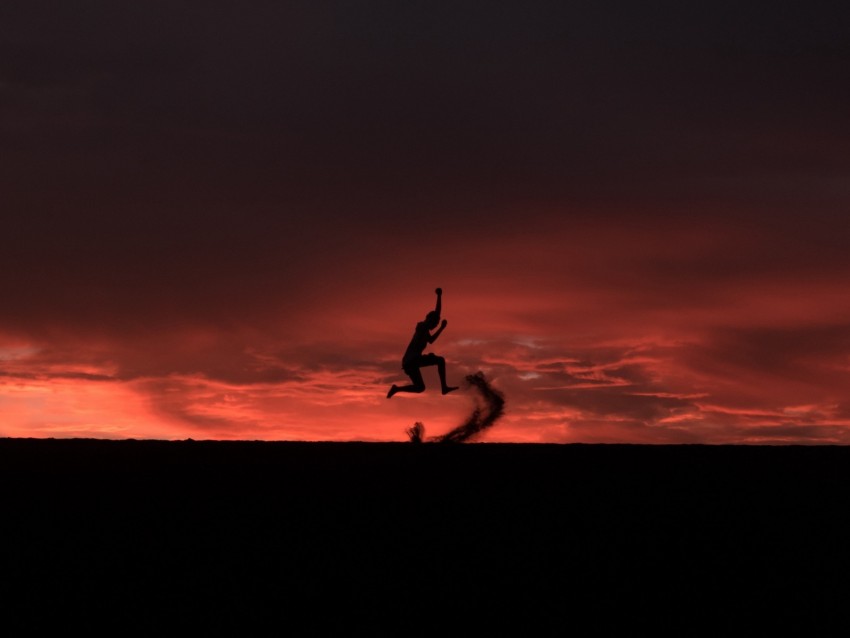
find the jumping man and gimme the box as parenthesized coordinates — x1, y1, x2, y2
(387, 288, 459, 398)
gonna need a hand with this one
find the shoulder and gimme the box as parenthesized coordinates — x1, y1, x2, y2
(414, 321, 432, 335)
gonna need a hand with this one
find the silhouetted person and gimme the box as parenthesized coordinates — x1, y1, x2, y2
(387, 288, 459, 398)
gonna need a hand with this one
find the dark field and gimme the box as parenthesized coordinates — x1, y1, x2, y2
(4, 438, 850, 633)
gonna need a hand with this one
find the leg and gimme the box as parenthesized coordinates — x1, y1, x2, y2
(435, 356, 459, 395)
(387, 366, 426, 398)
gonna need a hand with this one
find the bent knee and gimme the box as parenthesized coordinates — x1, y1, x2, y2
(413, 384, 426, 393)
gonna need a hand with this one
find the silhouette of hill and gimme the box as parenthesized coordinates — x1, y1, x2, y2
(3, 438, 849, 634)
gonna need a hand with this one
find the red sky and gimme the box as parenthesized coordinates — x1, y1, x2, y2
(2, 2, 849, 443)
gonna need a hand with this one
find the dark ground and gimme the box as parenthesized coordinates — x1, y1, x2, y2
(3, 438, 850, 633)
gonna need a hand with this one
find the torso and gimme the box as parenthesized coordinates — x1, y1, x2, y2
(402, 322, 429, 364)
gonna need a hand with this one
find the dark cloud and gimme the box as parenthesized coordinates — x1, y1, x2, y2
(0, 369, 115, 382)
(3, 1, 847, 210)
(683, 324, 850, 382)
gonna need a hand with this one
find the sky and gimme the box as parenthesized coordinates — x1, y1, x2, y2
(2, 1, 849, 443)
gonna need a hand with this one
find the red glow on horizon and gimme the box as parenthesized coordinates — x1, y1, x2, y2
(2, 213, 850, 444)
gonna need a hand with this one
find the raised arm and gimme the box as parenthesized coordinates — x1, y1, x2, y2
(428, 318, 448, 343)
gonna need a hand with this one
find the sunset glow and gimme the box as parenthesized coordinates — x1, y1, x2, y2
(3, 3, 848, 443)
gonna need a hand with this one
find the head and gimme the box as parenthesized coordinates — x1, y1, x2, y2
(425, 311, 440, 328)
